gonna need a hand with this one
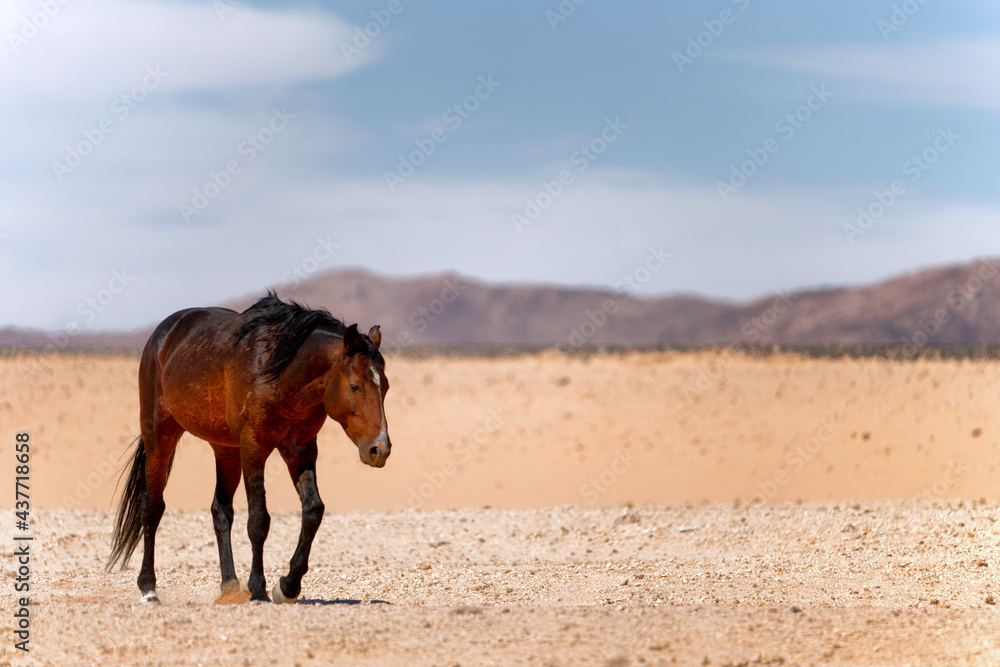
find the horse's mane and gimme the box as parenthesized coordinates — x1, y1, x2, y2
(237, 290, 382, 383)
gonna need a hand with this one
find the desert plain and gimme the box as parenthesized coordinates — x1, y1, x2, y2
(1, 348, 998, 665)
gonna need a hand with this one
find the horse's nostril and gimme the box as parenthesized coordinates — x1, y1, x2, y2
(369, 445, 380, 459)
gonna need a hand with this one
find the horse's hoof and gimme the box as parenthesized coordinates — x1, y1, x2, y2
(271, 583, 297, 604)
(220, 579, 242, 595)
(139, 590, 161, 605)
(215, 581, 250, 605)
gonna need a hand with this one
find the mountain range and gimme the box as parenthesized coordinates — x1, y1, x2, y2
(5, 258, 1000, 350)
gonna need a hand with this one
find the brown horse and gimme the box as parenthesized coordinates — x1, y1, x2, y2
(106, 291, 391, 604)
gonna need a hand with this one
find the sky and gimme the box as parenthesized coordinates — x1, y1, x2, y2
(1, 0, 998, 331)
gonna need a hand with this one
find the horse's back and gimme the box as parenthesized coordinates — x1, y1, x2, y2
(140, 306, 244, 443)
(143, 306, 238, 366)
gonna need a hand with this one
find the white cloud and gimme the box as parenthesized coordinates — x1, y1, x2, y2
(0, 0, 372, 231)
(0, 0, 371, 104)
(4, 163, 997, 328)
(724, 39, 1000, 110)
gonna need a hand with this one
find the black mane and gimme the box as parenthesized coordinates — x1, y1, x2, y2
(237, 290, 381, 383)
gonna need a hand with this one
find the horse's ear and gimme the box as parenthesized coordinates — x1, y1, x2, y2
(343, 323, 361, 355)
(368, 325, 381, 350)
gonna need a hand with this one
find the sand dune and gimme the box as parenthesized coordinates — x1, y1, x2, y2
(1, 350, 996, 513)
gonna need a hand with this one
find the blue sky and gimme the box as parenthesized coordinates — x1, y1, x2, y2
(1, 0, 998, 330)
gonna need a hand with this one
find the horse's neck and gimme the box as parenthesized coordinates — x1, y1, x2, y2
(278, 332, 345, 410)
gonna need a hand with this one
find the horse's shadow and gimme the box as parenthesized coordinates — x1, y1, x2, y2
(296, 598, 392, 606)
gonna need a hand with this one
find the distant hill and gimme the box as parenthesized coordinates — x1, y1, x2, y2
(0, 326, 148, 351)
(5, 257, 1000, 350)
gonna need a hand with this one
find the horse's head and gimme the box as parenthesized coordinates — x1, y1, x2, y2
(324, 324, 391, 468)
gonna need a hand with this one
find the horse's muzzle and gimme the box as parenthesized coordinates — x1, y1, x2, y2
(361, 440, 390, 468)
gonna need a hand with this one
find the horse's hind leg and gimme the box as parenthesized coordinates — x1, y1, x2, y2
(273, 439, 324, 603)
(241, 435, 273, 602)
(210, 444, 242, 596)
(137, 416, 183, 605)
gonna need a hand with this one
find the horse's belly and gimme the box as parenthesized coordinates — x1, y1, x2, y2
(184, 421, 240, 447)
(159, 354, 237, 445)
(162, 389, 238, 446)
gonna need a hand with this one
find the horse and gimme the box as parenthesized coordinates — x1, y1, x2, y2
(105, 291, 392, 605)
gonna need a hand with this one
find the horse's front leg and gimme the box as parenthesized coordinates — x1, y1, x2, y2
(273, 439, 324, 603)
(241, 438, 272, 602)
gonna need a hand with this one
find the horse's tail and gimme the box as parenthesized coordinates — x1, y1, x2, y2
(105, 436, 147, 573)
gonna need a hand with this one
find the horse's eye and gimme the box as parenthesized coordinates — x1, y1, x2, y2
(350, 384, 361, 392)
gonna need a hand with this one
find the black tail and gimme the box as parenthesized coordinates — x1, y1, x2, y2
(105, 436, 147, 572)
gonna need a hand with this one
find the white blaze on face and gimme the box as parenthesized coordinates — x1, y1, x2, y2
(371, 365, 388, 443)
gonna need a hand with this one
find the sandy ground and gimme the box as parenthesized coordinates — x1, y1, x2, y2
(1, 350, 999, 665)
(1, 502, 998, 665)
